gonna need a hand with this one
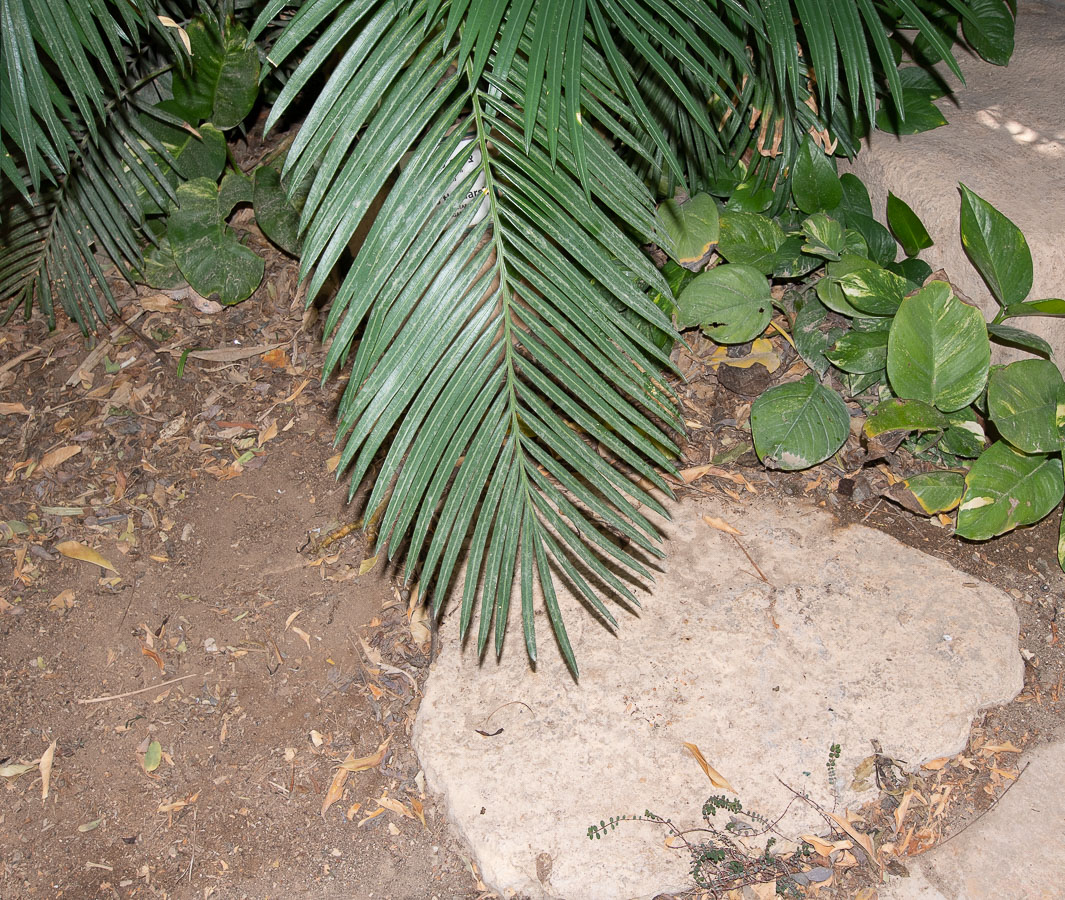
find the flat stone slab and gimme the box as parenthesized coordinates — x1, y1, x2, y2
(413, 497, 1023, 900)
(880, 733, 1065, 900)
(842, 1, 1065, 364)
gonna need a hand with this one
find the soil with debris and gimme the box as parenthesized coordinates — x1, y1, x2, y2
(1, 259, 1062, 900)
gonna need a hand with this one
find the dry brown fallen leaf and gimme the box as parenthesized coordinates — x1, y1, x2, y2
(291, 626, 312, 649)
(321, 762, 351, 819)
(827, 811, 879, 872)
(0, 401, 31, 416)
(56, 541, 118, 574)
(48, 589, 75, 611)
(683, 742, 736, 793)
(39, 739, 56, 801)
(176, 343, 282, 363)
(982, 742, 1022, 754)
(337, 736, 391, 773)
(40, 445, 81, 470)
(0, 760, 37, 778)
(702, 515, 744, 536)
(411, 797, 427, 829)
(921, 756, 951, 771)
(139, 293, 179, 312)
(376, 795, 414, 818)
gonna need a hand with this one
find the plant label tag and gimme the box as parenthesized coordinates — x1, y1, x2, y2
(441, 138, 489, 227)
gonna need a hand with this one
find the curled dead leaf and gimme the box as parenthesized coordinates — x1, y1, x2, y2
(702, 515, 744, 536)
(683, 742, 736, 793)
(337, 737, 391, 774)
(39, 739, 56, 800)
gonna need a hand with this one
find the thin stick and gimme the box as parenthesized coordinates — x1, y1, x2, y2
(77, 673, 201, 704)
(730, 534, 771, 586)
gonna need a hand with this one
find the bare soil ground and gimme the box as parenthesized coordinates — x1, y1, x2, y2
(2, 264, 1062, 900)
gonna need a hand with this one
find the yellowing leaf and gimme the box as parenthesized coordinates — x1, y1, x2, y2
(78, 816, 104, 832)
(56, 541, 118, 573)
(40, 445, 81, 470)
(358, 554, 379, 575)
(683, 742, 736, 792)
(143, 740, 162, 773)
(39, 739, 56, 800)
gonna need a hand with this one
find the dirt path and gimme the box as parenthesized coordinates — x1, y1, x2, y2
(0, 279, 488, 899)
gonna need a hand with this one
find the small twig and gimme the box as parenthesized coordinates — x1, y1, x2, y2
(77, 672, 201, 704)
(730, 534, 772, 586)
(0, 346, 42, 376)
(929, 761, 1030, 851)
(861, 498, 883, 523)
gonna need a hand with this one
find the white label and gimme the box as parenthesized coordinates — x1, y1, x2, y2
(440, 138, 489, 226)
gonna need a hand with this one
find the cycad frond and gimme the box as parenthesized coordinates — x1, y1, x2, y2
(1, 105, 175, 329)
(265, 1, 683, 673)
(256, 0, 989, 671)
(0, 0, 185, 329)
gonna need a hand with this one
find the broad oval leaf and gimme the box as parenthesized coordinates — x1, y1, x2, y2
(864, 399, 947, 437)
(838, 264, 909, 316)
(987, 359, 1064, 453)
(886, 192, 933, 258)
(962, 0, 1016, 66)
(168, 177, 265, 305)
(843, 212, 896, 267)
(876, 89, 948, 135)
(902, 471, 966, 514)
(253, 165, 303, 256)
(171, 18, 260, 129)
(751, 376, 850, 470)
(791, 135, 842, 214)
(887, 257, 933, 287)
(942, 411, 988, 459)
(887, 281, 990, 412)
(659, 193, 720, 271)
(838, 173, 873, 220)
(801, 213, 845, 261)
(718, 211, 785, 274)
(826, 330, 888, 374)
(725, 182, 774, 213)
(676, 264, 772, 344)
(956, 442, 1064, 540)
(816, 254, 878, 317)
(959, 184, 1033, 308)
(792, 294, 845, 377)
(772, 234, 823, 278)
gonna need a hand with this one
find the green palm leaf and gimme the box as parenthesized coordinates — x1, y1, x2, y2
(263, 0, 686, 674)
